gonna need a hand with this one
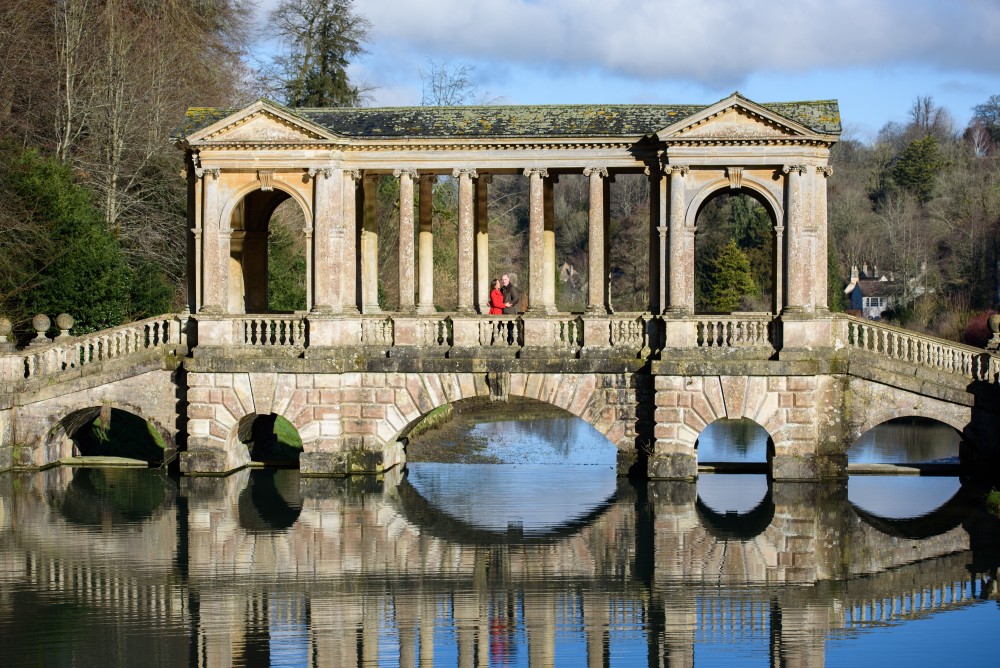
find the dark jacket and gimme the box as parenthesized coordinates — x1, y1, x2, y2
(501, 282, 520, 314)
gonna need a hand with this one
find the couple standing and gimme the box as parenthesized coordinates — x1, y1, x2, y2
(488, 274, 519, 315)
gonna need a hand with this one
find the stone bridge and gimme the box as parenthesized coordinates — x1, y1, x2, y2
(1, 91, 999, 481)
(2, 469, 997, 667)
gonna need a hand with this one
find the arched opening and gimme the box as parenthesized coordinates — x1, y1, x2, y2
(696, 418, 772, 468)
(694, 190, 775, 314)
(848, 417, 963, 523)
(401, 397, 617, 536)
(236, 413, 303, 467)
(229, 188, 308, 313)
(61, 406, 171, 464)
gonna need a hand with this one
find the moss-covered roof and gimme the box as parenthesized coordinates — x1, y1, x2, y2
(176, 97, 841, 141)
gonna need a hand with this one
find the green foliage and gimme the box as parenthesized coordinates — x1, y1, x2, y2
(891, 135, 946, 204)
(986, 489, 1000, 517)
(705, 240, 757, 312)
(0, 144, 134, 333)
(267, 216, 307, 312)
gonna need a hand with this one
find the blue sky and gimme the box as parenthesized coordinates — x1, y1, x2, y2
(256, 0, 1000, 141)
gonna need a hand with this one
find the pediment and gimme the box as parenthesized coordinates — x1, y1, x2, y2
(187, 100, 337, 144)
(657, 94, 813, 141)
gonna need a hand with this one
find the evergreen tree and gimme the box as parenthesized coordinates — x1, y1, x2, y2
(891, 135, 945, 204)
(706, 240, 757, 312)
(268, 0, 370, 107)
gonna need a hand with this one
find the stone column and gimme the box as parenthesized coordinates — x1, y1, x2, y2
(454, 168, 477, 314)
(417, 175, 436, 315)
(647, 165, 663, 314)
(395, 168, 418, 313)
(813, 166, 833, 313)
(308, 167, 339, 314)
(525, 168, 548, 313)
(192, 166, 203, 313)
(782, 165, 810, 314)
(774, 223, 785, 315)
(199, 168, 224, 313)
(342, 170, 361, 314)
(584, 166, 608, 314)
(665, 165, 690, 314)
(543, 176, 557, 313)
(361, 174, 381, 314)
(475, 174, 491, 313)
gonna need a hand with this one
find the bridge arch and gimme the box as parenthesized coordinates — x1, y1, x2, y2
(44, 403, 174, 464)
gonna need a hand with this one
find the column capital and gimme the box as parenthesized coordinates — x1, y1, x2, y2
(393, 168, 419, 179)
(583, 166, 608, 178)
(664, 164, 689, 176)
(817, 165, 834, 177)
(195, 167, 220, 180)
(307, 166, 334, 180)
(344, 168, 362, 182)
(523, 167, 549, 179)
(452, 168, 478, 179)
(782, 164, 808, 175)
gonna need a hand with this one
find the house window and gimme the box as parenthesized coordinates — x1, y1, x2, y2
(864, 297, 883, 308)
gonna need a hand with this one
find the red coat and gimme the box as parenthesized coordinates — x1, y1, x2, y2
(489, 288, 505, 315)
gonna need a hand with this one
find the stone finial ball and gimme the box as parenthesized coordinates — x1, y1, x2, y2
(989, 313, 1000, 335)
(32, 314, 50, 333)
(0, 317, 11, 336)
(56, 313, 74, 331)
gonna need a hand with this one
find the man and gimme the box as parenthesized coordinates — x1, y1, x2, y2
(500, 274, 520, 315)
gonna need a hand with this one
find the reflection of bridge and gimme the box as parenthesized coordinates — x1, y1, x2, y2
(2, 469, 998, 667)
(1, 93, 1000, 481)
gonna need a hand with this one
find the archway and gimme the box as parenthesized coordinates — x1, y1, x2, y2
(236, 412, 303, 467)
(228, 188, 308, 313)
(693, 189, 776, 314)
(696, 418, 773, 468)
(849, 416, 961, 466)
(59, 406, 172, 463)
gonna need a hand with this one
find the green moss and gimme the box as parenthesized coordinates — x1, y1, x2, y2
(986, 489, 1000, 517)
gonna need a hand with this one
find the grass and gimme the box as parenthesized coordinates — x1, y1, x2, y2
(986, 489, 1000, 517)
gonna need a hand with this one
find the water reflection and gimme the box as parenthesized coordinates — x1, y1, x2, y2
(850, 417, 961, 464)
(1, 466, 998, 667)
(696, 419, 769, 462)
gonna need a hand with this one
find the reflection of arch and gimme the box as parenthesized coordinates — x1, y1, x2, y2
(391, 471, 621, 545)
(850, 485, 975, 539)
(238, 469, 303, 532)
(695, 484, 774, 541)
(685, 177, 783, 229)
(58, 468, 175, 526)
(220, 181, 312, 314)
(52, 404, 174, 462)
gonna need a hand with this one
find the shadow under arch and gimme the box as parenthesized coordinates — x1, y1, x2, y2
(695, 483, 775, 542)
(849, 484, 977, 540)
(236, 412, 302, 467)
(390, 470, 626, 546)
(58, 405, 173, 463)
(237, 469, 303, 533)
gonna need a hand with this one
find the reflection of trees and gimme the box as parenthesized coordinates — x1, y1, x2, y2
(851, 418, 961, 464)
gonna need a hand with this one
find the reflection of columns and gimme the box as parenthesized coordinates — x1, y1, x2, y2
(342, 170, 361, 314)
(312, 595, 361, 668)
(361, 174, 380, 314)
(783, 164, 809, 313)
(454, 168, 477, 314)
(771, 601, 828, 668)
(417, 175, 436, 314)
(584, 166, 608, 314)
(524, 590, 556, 667)
(525, 168, 548, 314)
(665, 165, 690, 314)
(648, 165, 664, 314)
(199, 168, 224, 313)
(395, 168, 418, 312)
(475, 174, 491, 313)
(419, 595, 435, 668)
(814, 166, 833, 313)
(583, 592, 609, 668)
(454, 592, 479, 668)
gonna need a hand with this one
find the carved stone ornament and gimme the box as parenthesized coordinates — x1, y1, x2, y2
(307, 167, 333, 180)
(208, 112, 325, 143)
(523, 167, 549, 179)
(257, 170, 274, 191)
(726, 167, 744, 190)
(583, 166, 608, 178)
(452, 168, 478, 179)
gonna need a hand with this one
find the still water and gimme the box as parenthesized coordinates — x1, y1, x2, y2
(1, 416, 998, 667)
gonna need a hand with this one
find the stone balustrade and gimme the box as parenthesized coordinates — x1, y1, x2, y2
(695, 314, 774, 349)
(236, 316, 306, 348)
(4, 314, 187, 382)
(842, 315, 1000, 383)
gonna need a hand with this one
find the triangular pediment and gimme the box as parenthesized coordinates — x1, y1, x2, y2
(187, 99, 337, 144)
(657, 93, 814, 141)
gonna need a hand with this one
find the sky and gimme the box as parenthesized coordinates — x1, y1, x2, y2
(254, 0, 1000, 141)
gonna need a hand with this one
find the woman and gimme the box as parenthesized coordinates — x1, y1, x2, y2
(489, 278, 505, 315)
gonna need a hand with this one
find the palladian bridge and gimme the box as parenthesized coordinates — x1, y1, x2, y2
(0, 93, 998, 481)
